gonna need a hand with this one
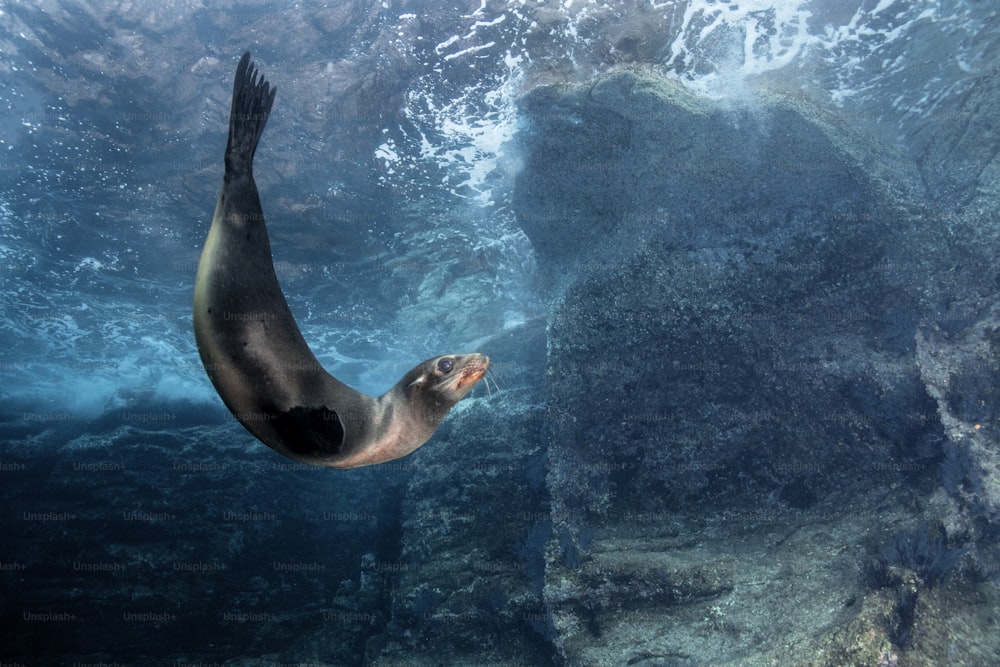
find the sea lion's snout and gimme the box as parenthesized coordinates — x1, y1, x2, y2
(438, 353, 489, 397)
(457, 354, 490, 391)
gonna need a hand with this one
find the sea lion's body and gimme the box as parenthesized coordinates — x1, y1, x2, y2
(194, 53, 488, 468)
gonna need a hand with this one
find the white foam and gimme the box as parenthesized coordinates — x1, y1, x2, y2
(406, 45, 523, 204)
(666, 0, 818, 98)
(435, 35, 461, 54)
(443, 42, 497, 61)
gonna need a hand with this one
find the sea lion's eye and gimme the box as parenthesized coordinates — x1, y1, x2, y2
(438, 358, 454, 373)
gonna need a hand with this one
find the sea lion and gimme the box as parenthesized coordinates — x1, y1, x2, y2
(193, 52, 489, 469)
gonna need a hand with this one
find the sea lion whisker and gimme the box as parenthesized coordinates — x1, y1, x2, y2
(483, 370, 502, 397)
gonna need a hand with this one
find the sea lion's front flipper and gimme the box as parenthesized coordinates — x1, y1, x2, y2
(272, 406, 346, 457)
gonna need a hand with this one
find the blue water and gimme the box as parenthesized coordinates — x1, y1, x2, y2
(1, 0, 991, 416)
(1, 1, 997, 664)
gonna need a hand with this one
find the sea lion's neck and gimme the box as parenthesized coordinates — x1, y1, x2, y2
(324, 389, 440, 469)
(375, 384, 446, 448)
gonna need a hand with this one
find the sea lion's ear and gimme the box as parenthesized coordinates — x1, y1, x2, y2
(407, 374, 427, 388)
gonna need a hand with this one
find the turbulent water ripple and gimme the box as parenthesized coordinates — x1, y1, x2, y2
(0, 0, 994, 415)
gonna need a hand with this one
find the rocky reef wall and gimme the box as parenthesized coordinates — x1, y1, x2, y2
(503, 70, 1000, 665)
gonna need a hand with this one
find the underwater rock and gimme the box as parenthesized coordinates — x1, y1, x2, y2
(918, 70, 1000, 208)
(374, 321, 555, 665)
(512, 70, 951, 664)
(513, 71, 926, 279)
(1, 411, 407, 664)
(917, 299, 1000, 524)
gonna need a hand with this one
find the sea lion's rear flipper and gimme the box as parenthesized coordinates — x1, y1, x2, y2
(226, 52, 276, 176)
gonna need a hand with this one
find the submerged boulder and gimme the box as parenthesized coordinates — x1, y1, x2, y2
(510, 70, 990, 664)
(513, 71, 926, 280)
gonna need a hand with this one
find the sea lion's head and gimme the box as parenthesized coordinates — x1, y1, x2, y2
(401, 352, 490, 411)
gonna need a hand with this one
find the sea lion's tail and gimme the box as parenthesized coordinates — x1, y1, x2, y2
(225, 51, 276, 177)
